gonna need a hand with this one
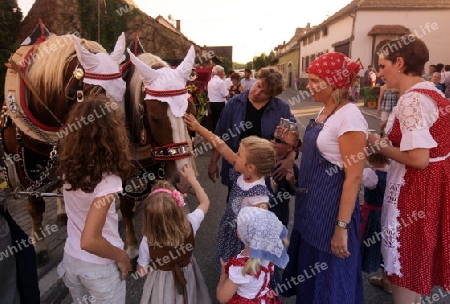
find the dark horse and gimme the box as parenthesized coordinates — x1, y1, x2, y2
(2, 24, 197, 265)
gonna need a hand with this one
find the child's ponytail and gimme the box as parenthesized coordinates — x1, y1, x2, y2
(242, 258, 261, 276)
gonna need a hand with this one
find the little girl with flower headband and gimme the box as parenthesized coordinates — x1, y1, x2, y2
(136, 164, 211, 304)
(183, 113, 277, 272)
(217, 207, 289, 303)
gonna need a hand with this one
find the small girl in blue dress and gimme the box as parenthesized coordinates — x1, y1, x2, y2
(360, 152, 391, 293)
(183, 113, 276, 271)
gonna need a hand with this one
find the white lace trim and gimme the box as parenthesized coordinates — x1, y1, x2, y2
(381, 160, 406, 276)
(398, 93, 425, 131)
(385, 108, 396, 136)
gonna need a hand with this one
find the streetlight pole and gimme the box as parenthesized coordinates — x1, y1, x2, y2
(97, 0, 101, 43)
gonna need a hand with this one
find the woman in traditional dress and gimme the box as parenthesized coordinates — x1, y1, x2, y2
(282, 52, 367, 303)
(368, 35, 450, 304)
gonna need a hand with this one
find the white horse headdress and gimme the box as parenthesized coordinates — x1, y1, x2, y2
(127, 45, 195, 117)
(72, 32, 126, 102)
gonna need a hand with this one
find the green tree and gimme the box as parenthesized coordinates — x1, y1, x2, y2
(0, 0, 22, 105)
(77, 0, 131, 51)
(218, 56, 232, 75)
(248, 52, 271, 71)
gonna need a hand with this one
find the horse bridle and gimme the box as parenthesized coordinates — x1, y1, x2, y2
(67, 64, 124, 103)
(143, 87, 192, 161)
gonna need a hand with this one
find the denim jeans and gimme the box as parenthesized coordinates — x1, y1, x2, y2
(57, 253, 125, 304)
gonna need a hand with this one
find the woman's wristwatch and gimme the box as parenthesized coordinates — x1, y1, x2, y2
(335, 219, 350, 230)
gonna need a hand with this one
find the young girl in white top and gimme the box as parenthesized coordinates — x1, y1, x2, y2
(57, 97, 133, 304)
(136, 164, 211, 304)
(183, 113, 277, 272)
(216, 206, 289, 303)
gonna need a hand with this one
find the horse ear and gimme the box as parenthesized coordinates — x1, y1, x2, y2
(72, 35, 98, 70)
(176, 45, 196, 80)
(110, 32, 126, 64)
(127, 49, 158, 87)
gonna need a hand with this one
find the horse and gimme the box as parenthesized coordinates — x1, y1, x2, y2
(2, 23, 127, 265)
(3, 24, 197, 265)
(119, 39, 197, 260)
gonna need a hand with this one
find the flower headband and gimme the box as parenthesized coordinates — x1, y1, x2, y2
(151, 188, 186, 207)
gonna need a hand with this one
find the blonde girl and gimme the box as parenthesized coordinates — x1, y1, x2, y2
(217, 207, 289, 303)
(136, 164, 211, 304)
(183, 113, 276, 272)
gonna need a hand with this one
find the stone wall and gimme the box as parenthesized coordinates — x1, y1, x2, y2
(18, 0, 200, 60)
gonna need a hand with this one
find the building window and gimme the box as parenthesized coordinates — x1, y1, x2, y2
(323, 27, 328, 36)
(302, 39, 307, 46)
(302, 57, 306, 72)
(305, 56, 310, 71)
(308, 36, 313, 44)
(315, 31, 320, 41)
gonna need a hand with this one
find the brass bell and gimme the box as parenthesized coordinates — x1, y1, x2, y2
(74, 68, 84, 80)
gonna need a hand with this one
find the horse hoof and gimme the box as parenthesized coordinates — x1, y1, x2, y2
(56, 214, 68, 227)
(36, 250, 49, 267)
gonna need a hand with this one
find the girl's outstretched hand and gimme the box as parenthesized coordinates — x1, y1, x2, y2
(179, 163, 197, 185)
(183, 113, 200, 132)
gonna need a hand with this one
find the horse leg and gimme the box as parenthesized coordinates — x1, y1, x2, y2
(119, 198, 138, 259)
(55, 188, 67, 227)
(27, 195, 49, 266)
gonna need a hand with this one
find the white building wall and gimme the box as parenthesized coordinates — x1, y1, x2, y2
(299, 17, 353, 78)
(352, 10, 450, 76)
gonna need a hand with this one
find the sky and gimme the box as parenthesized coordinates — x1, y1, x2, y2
(17, 0, 353, 63)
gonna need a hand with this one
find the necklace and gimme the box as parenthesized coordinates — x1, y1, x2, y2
(317, 100, 346, 122)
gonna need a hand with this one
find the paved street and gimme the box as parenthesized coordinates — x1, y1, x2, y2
(5, 87, 450, 303)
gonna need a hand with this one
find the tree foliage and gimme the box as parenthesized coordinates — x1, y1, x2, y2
(77, 0, 132, 52)
(0, 0, 22, 104)
(241, 51, 276, 71)
(217, 56, 232, 75)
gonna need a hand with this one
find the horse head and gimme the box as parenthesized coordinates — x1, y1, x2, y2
(127, 45, 197, 184)
(23, 33, 125, 129)
(71, 32, 126, 109)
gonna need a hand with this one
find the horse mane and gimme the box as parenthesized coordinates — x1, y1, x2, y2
(129, 52, 169, 113)
(27, 34, 106, 97)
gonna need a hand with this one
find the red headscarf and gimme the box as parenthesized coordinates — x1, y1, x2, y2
(307, 52, 361, 89)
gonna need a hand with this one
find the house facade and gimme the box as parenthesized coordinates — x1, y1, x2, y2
(274, 0, 450, 86)
(272, 27, 305, 88)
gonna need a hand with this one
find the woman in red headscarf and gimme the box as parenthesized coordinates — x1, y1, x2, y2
(281, 53, 367, 303)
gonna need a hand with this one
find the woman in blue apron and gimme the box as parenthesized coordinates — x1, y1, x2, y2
(282, 53, 368, 303)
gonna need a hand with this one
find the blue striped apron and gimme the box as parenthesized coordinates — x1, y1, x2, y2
(281, 117, 363, 304)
